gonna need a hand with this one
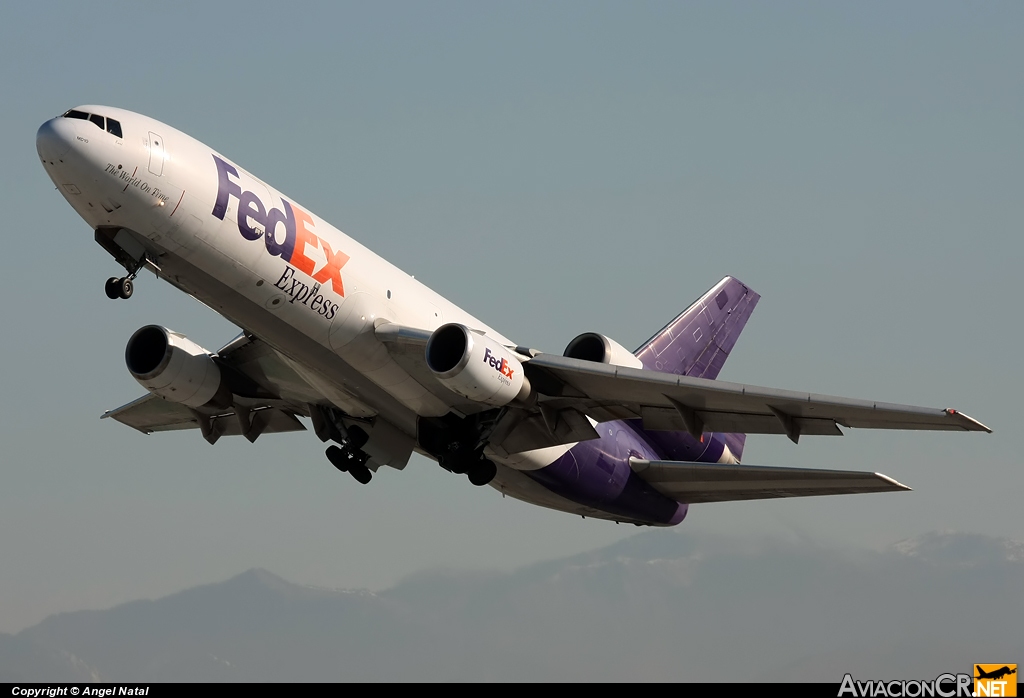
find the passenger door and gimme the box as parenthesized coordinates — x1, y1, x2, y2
(147, 132, 165, 176)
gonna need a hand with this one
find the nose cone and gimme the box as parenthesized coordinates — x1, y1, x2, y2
(36, 118, 72, 162)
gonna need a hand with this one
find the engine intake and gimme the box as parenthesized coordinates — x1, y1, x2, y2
(425, 323, 530, 406)
(564, 332, 643, 369)
(126, 325, 229, 408)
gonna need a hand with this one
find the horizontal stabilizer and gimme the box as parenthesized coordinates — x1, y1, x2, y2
(629, 458, 910, 503)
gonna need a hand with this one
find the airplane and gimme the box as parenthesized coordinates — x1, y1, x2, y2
(976, 666, 1017, 681)
(35, 105, 991, 527)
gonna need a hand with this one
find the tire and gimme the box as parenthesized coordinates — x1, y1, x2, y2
(325, 445, 349, 472)
(119, 278, 134, 299)
(468, 459, 497, 487)
(349, 463, 372, 484)
(104, 277, 121, 299)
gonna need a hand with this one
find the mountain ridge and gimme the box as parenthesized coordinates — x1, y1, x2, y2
(3, 530, 1020, 681)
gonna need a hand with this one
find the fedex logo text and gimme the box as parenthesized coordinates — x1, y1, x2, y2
(483, 347, 515, 383)
(274, 266, 338, 319)
(212, 156, 349, 296)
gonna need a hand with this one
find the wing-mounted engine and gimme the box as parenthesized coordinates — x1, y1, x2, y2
(116, 326, 306, 445)
(564, 332, 643, 369)
(425, 323, 532, 406)
(125, 325, 231, 408)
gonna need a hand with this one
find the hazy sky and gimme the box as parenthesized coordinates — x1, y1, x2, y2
(2, 2, 1021, 634)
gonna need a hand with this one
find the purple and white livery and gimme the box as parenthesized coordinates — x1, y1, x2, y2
(36, 107, 990, 526)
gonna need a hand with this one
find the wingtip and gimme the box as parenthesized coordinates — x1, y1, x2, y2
(945, 408, 992, 433)
(875, 472, 912, 492)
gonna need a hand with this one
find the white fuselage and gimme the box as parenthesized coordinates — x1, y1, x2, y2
(37, 106, 569, 478)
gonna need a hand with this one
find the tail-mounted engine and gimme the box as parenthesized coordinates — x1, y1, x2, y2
(425, 323, 531, 406)
(564, 332, 643, 369)
(125, 325, 230, 408)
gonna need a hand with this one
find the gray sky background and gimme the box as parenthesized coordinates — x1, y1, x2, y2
(1, 2, 1020, 634)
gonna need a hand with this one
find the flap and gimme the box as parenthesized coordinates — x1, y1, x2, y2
(103, 393, 306, 444)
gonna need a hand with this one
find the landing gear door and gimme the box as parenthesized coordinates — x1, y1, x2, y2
(147, 132, 166, 176)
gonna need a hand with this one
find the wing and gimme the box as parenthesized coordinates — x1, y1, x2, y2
(103, 394, 196, 432)
(102, 333, 315, 444)
(629, 458, 911, 503)
(375, 325, 988, 454)
(103, 393, 306, 443)
(522, 353, 990, 443)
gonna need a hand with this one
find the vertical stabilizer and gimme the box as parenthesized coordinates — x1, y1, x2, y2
(634, 276, 759, 381)
(634, 277, 759, 462)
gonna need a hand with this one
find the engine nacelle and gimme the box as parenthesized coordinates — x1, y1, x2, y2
(125, 325, 229, 408)
(425, 323, 530, 406)
(564, 332, 644, 369)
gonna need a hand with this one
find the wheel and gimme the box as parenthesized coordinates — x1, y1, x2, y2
(467, 459, 497, 487)
(119, 277, 134, 299)
(104, 277, 121, 299)
(349, 463, 372, 484)
(325, 445, 349, 472)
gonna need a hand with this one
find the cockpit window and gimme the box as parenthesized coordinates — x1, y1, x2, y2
(60, 109, 123, 138)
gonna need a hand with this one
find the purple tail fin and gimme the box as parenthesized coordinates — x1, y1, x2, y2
(634, 277, 759, 462)
(634, 276, 759, 380)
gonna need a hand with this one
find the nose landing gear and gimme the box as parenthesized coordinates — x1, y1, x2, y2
(103, 254, 150, 300)
(94, 227, 164, 301)
(104, 276, 134, 300)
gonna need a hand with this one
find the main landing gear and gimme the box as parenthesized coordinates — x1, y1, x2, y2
(326, 443, 373, 485)
(439, 446, 498, 487)
(468, 459, 497, 487)
(418, 413, 500, 487)
(309, 405, 375, 485)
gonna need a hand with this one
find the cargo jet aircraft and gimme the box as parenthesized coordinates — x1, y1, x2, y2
(36, 106, 990, 526)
